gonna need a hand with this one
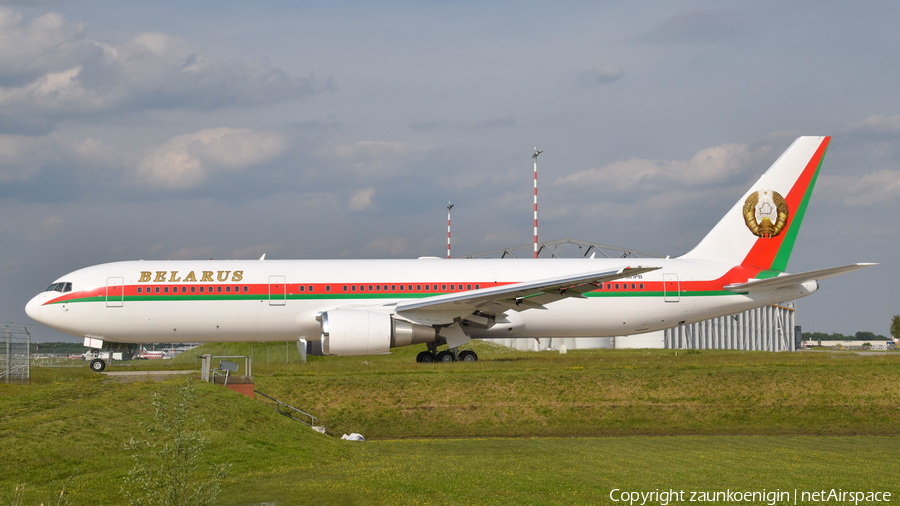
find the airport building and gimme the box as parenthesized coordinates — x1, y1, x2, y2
(468, 240, 799, 353)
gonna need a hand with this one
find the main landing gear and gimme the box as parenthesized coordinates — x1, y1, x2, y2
(416, 345, 478, 363)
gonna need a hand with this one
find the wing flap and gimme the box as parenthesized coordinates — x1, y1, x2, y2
(724, 263, 877, 293)
(395, 265, 660, 316)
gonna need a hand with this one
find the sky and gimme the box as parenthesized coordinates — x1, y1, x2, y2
(1, 0, 897, 343)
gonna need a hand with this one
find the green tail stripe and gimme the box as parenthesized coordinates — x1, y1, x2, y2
(767, 146, 827, 274)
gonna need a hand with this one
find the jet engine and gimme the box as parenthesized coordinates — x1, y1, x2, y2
(320, 310, 436, 356)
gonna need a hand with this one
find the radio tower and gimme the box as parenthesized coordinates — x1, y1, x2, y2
(447, 201, 454, 259)
(532, 147, 542, 258)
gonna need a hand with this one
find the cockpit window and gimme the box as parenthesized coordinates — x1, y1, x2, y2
(45, 282, 72, 293)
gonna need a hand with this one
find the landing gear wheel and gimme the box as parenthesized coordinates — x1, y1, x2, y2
(458, 350, 478, 362)
(436, 350, 456, 363)
(89, 358, 106, 372)
(416, 351, 435, 363)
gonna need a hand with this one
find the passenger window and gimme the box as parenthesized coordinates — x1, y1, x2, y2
(299, 285, 305, 292)
(467, 284, 472, 290)
(606, 283, 611, 289)
(391, 285, 396, 291)
(408, 285, 413, 291)
(325, 286, 331, 292)
(442, 284, 447, 291)
(217, 286, 222, 293)
(369, 285, 373, 291)
(475, 284, 480, 289)
(399, 285, 405, 291)
(155, 287, 160, 293)
(615, 284, 619, 289)
(137, 287, 142, 294)
(351, 286, 356, 292)
(640, 283, 644, 289)
(199, 286, 204, 293)
(360, 285, 365, 292)
(226, 286, 231, 293)
(416, 284, 422, 291)
(343, 285, 348, 292)
(631, 284, 635, 289)
(308, 285, 313, 292)
(424, 285, 429, 291)
(191, 287, 196, 293)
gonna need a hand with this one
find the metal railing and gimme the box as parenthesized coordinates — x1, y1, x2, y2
(254, 390, 318, 427)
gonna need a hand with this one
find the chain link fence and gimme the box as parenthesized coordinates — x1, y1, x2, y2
(2, 324, 32, 383)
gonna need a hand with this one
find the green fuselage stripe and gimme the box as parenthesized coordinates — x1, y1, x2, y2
(51, 290, 737, 305)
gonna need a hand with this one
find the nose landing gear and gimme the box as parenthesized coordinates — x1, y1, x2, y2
(89, 358, 106, 372)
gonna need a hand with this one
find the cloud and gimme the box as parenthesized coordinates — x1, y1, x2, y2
(137, 127, 287, 190)
(576, 64, 624, 85)
(167, 245, 216, 260)
(24, 214, 64, 241)
(321, 140, 431, 177)
(818, 170, 900, 207)
(843, 114, 900, 137)
(0, 132, 117, 183)
(643, 10, 748, 44)
(409, 116, 515, 131)
(349, 187, 375, 210)
(0, 9, 334, 119)
(231, 243, 281, 260)
(555, 141, 773, 191)
(362, 237, 408, 257)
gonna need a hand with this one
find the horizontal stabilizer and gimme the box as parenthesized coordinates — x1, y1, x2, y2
(724, 263, 877, 293)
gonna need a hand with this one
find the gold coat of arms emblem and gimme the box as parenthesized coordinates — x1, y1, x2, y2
(743, 190, 789, 238)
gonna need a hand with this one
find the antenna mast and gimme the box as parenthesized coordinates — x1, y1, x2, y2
(447, 201, 454, 259)
(532, 147, 542, 258)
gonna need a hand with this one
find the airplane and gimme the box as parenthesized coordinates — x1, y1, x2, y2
(25, 136, 875, 372)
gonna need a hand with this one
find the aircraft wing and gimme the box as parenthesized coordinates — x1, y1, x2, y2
(395, 266, 660, 317)
(724, 263, 877, 293)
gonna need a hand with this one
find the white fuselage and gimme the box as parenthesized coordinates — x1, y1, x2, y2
(25, 257, 816, 344)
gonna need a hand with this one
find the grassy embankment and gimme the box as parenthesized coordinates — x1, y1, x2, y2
(148, 341, 900, 438)
(2, 344, 899, 504)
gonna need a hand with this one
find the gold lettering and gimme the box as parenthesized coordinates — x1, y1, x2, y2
(232, 271, 243, 282)
(183, 271, 197, 282)
(201, 271, 214, 282)
(169, 271, 181, 282)
(154, 271, 167, 282)
(217, 270, 231, 282)
(139, 271, 151, 282)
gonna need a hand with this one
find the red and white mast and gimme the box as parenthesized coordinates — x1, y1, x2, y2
(532, 147, 542, 258)
(447, 201, 454, 259)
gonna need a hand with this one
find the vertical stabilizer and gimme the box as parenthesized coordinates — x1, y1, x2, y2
(680, 136, 830, 273)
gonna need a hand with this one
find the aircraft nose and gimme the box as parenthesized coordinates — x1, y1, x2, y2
(25, 294, 42, 322)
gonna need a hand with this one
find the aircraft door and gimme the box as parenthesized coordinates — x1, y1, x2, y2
(663, 273, 680, 303)
(269, 275, 286, 306)
(106, 277, 124, 307)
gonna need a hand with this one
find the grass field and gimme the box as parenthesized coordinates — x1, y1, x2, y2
(3, 344, 899, 505)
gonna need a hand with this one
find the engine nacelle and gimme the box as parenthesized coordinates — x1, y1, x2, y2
(320, 310, 436, 356)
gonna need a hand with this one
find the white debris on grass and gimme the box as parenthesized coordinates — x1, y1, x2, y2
(341, 433, 365, 441)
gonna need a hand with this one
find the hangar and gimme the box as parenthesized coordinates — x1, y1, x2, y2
(466, 239, 799, 353)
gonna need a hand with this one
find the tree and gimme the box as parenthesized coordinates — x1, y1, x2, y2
(122, 380, 229, 506)
(892, 315, 900, 341)
(855, 331, 877, 342)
